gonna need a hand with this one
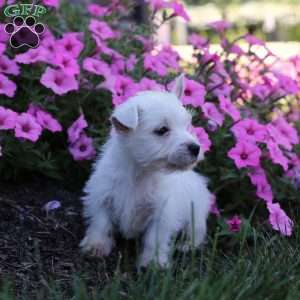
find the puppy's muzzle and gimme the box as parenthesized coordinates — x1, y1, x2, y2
(167, 142, 202, 170)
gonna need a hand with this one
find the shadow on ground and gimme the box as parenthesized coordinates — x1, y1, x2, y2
(0, 179, 138, 297)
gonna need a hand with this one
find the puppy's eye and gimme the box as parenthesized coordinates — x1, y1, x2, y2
(154, 126, 169, 136)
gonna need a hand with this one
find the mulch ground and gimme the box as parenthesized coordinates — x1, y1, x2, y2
(0, 178, 138, 298)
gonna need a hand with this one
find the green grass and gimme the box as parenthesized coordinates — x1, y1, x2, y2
(2, 225, 300, 300)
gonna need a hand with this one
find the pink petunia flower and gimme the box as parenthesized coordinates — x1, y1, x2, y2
(144, 53, 168, 76)
(181, 79, 206, 107)
(109, 0, 126, 13)
(287, 109, 300, 123)
(36, 110, 62, 133)
(286, 166, 300, 189)
(111, 75, 139, 106)
(226, 215, 242, 232)
(221, 39, 244, 55)
(248, 167, 274, 203)
(40, 67, 79, 95)
(69, 133, 96, 161)
(144, 46, 180, 77)
(42, 0, 60, 8)
(208, 73, 232, 99)
(137, 78, 164, 92)
(87, 3, 108, 16)
(27, 104, 40, 117)
(189, 126, 211, 153)
(248, 167, 268, 187)
(267, 141, 289, 171)
(189, 33, 208, 49)
(126, 54, 137, 72)
(0, 106, 17, 130)
(97, 72, 116, 92)
(251, 83, 272, 101)
(89, 19, 116, 40)
(0, 43, 6, 55)
(231, 119, 266, 143)
(15, 48, 48, 64)
(207, 20, 232, 32)
(212, 61, 229, 78)
(168, 1, 190, 22)
(245, 34, 265, 46)
(228, 141, 261, 169)
(0, 74, 16, 98)
(68, 114, 88, 144)
(92, 35, 121, 57)
(0, 55, 20, 76)
(274, 72, 299, 95)
(53, 53, 80, 76)
(218, 95, 240, 121)
(57, 33, 84, 58)
(266, 124, 292, 151)
(267, 203, 293, 236)
(40, 37, 57, 61)
(83, 57, 111, 78)
(213, 84, 232, 99)
(110, 50, 125, 61)
(272, 117, 299, 146)
(229, 44, 244, 55)
(15, 113, 42, 142)
(256, 181, 273, 203)
(135, 35, 154, 52)
(287, 153, 300, 168)
(202, 102, 224, 126)
(0, 24, 9, 42)
(111, 58, 126, 75)
(158, 46, 180, 69)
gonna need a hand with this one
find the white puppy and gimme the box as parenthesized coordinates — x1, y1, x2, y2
(80, 75, 211, 268)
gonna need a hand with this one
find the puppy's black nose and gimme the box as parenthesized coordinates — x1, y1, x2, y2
(188, 143, 200, 157)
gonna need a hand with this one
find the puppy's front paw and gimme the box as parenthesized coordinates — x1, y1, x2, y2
(137, 252, 170, 270)
(80, 235, 114, 257)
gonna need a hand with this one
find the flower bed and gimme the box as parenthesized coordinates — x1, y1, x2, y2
(0, 0, 299, 235)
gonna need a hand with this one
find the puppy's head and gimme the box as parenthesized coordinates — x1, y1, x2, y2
(111, 75, 203, 171)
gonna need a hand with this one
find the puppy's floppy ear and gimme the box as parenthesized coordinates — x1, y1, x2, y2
(111, 104, 139, 132)
(171, 74, 186, 99)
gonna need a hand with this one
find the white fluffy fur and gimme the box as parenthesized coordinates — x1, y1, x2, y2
(80, 77, 211, 268)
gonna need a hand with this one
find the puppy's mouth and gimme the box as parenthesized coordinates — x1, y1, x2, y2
(165, 148, 203, 171)
(143, 156, 199, 172)
(166, 160, 198, 171)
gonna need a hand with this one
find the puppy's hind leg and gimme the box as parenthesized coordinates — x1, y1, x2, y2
(177, 202, 208, 253)
(187, 216, 207, 250)
(80, 207, 114, 257)
(80, 193, 114, 257)
(138, 219, 176, 269)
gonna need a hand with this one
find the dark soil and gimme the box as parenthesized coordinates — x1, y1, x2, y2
(0, 178, 137, 298)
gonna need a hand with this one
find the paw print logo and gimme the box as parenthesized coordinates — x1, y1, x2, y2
(4, 16, 45, 49)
